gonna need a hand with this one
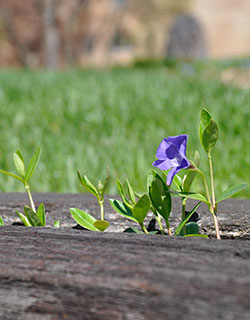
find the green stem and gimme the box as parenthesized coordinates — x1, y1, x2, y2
(182, 197, 187, 236)
(208, 152, 216, 208)
(208, 152, 220, 239)
(212, 210, 221, 239)
(99, 200, 104, 221)
(140, 223, 149, 234)
(166, 220, 172, 236)
(25, 183, 36, 212)
(155, 213, 165, 235)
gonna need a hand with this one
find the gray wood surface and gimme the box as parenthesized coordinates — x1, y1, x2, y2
(0, 193, 250, 319)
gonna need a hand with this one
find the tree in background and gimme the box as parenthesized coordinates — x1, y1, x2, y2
(0, 0, 190, 68)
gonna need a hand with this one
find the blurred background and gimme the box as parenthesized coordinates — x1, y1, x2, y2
(0, 0, 250, 68)
(0, 0, 249, 197)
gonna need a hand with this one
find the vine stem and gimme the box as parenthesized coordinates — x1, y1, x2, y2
(182, 197, 187, 235)
(166, 220, 172, 236)
(155, 214, 165, 235)
(140, 223, 149, 234)
(99, 200, 104, 221)
(25, 183, 36, 212)
(208, 152, 216, 208)
(212, 211, 221, 239)
(208, 152, 220, 240)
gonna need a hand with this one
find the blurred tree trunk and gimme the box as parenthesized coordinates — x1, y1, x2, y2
(42, 0, 59, 69)
(0, 8, 28, 66)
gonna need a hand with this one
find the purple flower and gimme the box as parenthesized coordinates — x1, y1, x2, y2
(152, 135, 189, 186)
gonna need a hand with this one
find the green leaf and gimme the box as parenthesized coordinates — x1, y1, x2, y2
(36, 203, 46, 226)
(116, 179, 128, 202)
(123, 227, 144, 234)
(149, 176, 172, 223)
(199, 108, 212, 142)
(0, 169, 24, 183)
(24, 206, 42, 226)
(126, 178, 136, 205)
(25, 147, 41, 182)
(133, 194, 150, 224)
(70, 208, 99, 231)
(77, 171, 99, 198)
(169, 191, 209, 205)
(0, 216, 4, 226)
(174, 202, 201, 236)
(93, 220, 110, 231)
(54, 220, 60, 228)
(216, 183, 248, 203)
(15, 150, 25, 163)
(16, 210, 32, 226)
(13, 151, 26, 177)
(183, 151, 200, 192)
(179, 222, 199, 236)
(183, 234, 208, 238)
(109, 199, 137, 223)
(201, 119, 219, 153)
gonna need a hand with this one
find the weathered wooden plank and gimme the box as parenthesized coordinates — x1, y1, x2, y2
(0, 193, 250, 319)
(0, 227, 250, 320)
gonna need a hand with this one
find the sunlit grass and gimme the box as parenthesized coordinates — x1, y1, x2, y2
(0, 67, 249, 197)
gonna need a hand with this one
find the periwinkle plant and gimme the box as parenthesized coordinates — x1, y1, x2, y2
(110, 173, 203, 237)
(153, 109, 248, 239)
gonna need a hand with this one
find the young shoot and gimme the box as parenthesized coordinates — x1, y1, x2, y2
(0, 147, 54, 227)
(70, 168, 110, 232)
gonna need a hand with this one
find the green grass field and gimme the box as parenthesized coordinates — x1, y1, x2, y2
(0, 66, 249, 198)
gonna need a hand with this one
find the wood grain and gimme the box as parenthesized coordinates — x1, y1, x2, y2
(0, 193, 250, 319)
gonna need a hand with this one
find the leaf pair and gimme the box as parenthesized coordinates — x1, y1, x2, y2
(0, 147, 41, 185)
(16, 203, 45, 227)
(70, 208, 109, 232)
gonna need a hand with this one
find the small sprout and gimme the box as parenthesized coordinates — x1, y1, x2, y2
(16, 203, 46, 227)
(0, 147, 49, 227)
(70, 168, 110, 232)
(0, 216, 4, 226)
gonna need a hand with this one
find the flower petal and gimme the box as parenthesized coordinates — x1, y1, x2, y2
(155, 138, 170, 159)
(167, 135, 188, 156)
(152, 159, 173, 171)
(167, 167, 179, 185)
(180, 158, 189, 169)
